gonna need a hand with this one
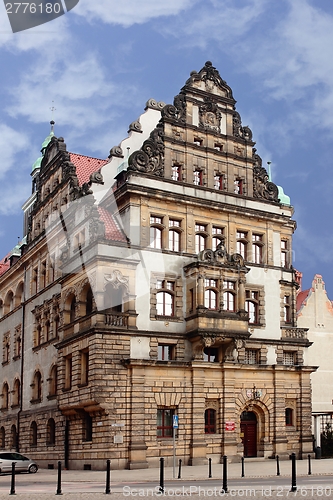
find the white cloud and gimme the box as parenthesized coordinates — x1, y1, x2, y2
(0, 182, 30, 215)
(0, 124, 29, 179)
(160, 0, 268, 48)
(6, 51, 139, 137)
(73, 0, 195, 27)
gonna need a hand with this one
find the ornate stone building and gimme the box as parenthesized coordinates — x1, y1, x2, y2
(0, 62, 315, 470)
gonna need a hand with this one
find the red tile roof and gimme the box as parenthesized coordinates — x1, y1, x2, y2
(70, 153, 108, 186)
(296, 289, 310, 312)
(0, 254, 10, 277)
(97, 207, 127, 242)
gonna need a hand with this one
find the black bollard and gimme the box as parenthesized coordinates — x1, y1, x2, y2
(10, 462, 15, 495)
(178, 459, 182, 479)
(159, 457, 164, 493)
(105, 459, 111, 494)
(241, 456, 245, 477)
(222, 455, 228, 493)
(290, 453, 297, 492)
(208, 457, 212, 478)
(308, 454, 311, 475)
(56, 461, 62, 495)
(276, 455, 280, 476)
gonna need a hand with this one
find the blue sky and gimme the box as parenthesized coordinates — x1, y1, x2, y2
(0, 0, 333, 298)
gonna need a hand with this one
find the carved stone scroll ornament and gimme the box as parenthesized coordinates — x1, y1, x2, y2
(233, 111, 253, 141)
(252, 149, 279, 203)
(108, 146, 124, 159)
(199, 243, 246, 269)
(128, 123, 164, 177)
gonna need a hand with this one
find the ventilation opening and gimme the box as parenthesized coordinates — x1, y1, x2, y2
(48, 464, 54, 469)
(84, 464, 91, 470)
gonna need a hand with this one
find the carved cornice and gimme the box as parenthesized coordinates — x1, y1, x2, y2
(184, 61, 234, 99)
(127, 123, 164, 177)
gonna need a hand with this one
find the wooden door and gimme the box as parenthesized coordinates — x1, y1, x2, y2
(240, 411, 257, 457)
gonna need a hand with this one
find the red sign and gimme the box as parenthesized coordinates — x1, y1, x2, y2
(225, 421, 235, 431)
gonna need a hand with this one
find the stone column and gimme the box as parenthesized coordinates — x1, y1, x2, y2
(238, 278, 246, 312)
(197, 275, 205, 309)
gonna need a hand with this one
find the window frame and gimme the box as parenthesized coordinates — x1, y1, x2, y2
(205, 408, 217, 434)
(157, 408, 174, 438)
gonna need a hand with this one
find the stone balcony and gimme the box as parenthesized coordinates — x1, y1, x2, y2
(185, 308, 250, 339)
(281, 327, 309, 342)
(63, 310, 137, 337)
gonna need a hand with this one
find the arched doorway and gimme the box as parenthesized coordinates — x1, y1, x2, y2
(240, 411, 257, 457)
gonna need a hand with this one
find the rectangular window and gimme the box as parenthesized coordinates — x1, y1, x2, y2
(284, 295, 291, 323)
(158, 344, 175, 361)
(237, 231, 248, 259)
(41, 261, 47, 288)
(65, 355, 72, 390)
(234, 178, 243, 194)
(195, 224, 207, 253)
(214, 144, 223, 151)
(157, 409, 174, 438)
(214, 174, 225, 190)
(193, 137, 203, 146)
(244, 349, 258, 365)
(281, 240, 288, 268)
(32, 267, 38, 295)
(80, 349, 89, 385)
(83, 413, 93, 442)
(193, 170, 203, 186)
(283, 351, 296, 366)
(252, 234, 263, 264)
(171, 165, 181, 181)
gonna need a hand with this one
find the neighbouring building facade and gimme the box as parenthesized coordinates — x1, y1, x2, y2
(0, 62, 316, 470)
(297, 273, 333, 454)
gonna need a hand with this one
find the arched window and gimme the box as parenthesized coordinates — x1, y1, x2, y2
(86, 286, 94, 315)
(245, 291, 259, 324)
(47, 418, 56, 445)
(204, 279, 218, 310)
(203, 347, 218, 362)
(45, 319, 50, 342)
(0, 427, 5, 448)
(11, 425, 17, 449)
(168, 219, 181, 252)
(104, 283, 124, 313)
(195, 224, 207, 253)
(223, 281, 236, 312)
(54, 315, 60, 337)
(12, 379, 20, 407)
(2, 383, 9, 409)
(205, 409, 217, 434)
(32, 371, 42, 402)
(30, 421, 37, 447)
(156, 280, 174, 317)
(236, 231, 248, 260)
(4, 290, 14, 315)
(14, 282, 24, 308)
(48, 365, 57, 397)
(150, 216, 163, 249)
(70, 296, 76, 323)
(252, 234, 264, 264)
(285, 408, 293, 426)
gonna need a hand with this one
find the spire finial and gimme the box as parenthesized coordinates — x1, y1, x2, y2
(50, 101, 56, 133)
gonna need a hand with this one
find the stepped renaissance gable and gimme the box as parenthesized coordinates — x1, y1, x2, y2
(0, 62, 315, 470)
